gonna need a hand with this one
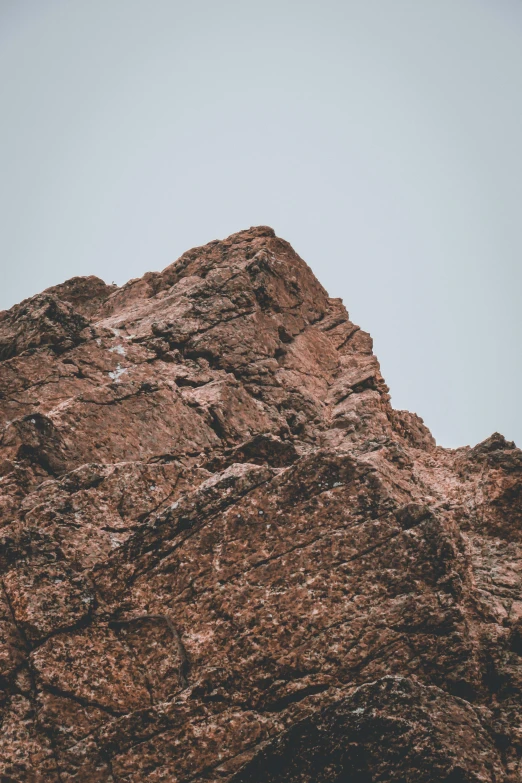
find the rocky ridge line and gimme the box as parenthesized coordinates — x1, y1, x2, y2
(0, 226, 520, 782)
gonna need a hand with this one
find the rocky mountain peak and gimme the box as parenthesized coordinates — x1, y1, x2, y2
(0, 228, 520, 781)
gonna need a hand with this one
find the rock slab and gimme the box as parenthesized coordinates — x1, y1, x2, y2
(0, 227, 520, 781)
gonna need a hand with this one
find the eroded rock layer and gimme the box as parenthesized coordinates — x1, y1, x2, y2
(0, 227, 520, 782)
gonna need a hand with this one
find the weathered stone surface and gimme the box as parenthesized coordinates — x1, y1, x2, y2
(0, 226, 520, 781)
(230, 677, 504, 783)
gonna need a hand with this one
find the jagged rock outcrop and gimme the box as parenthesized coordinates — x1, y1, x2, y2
(0, 227, 520, 781)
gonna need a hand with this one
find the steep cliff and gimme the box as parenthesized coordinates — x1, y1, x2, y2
(0, 227, 520, 782)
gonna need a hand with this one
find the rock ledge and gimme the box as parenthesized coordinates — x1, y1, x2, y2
(0, 228, 520, 782)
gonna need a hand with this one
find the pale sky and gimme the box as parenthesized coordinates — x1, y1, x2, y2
(1, 0, 521, 448)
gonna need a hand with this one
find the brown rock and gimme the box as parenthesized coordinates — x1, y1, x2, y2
(0, 226, 520, 781)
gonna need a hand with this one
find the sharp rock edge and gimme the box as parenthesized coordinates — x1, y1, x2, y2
(0, 226, 519, 782)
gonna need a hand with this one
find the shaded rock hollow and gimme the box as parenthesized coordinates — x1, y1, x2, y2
(0, 227, 520, 782)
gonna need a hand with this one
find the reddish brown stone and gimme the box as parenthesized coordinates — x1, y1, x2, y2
(0, 227, 520, 781)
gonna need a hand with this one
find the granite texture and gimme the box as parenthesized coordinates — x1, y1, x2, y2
(0, 227, 520, 782)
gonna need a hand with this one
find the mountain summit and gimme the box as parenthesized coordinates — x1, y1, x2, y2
(0, 228, 520, 781)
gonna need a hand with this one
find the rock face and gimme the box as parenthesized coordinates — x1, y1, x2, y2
(0, 226, 520, 782)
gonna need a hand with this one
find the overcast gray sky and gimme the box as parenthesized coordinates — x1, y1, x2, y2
(1, 0, 521, 448)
